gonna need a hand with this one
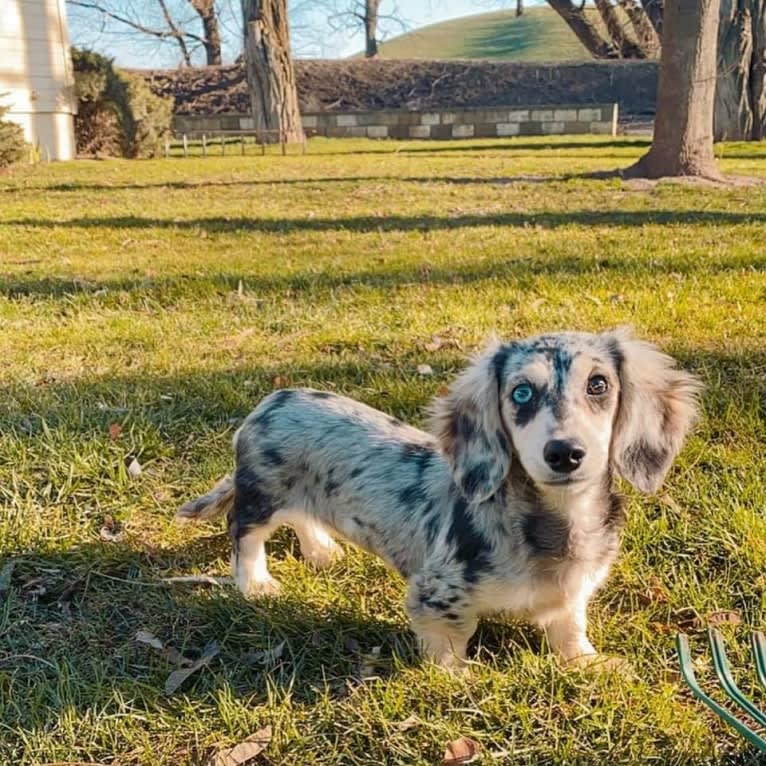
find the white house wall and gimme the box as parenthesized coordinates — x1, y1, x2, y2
(0, 0, 76, 160)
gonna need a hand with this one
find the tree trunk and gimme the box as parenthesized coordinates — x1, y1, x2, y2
(640, 0, 664, 34)
(624, 0, 722, 178)
(516, 0, 524, 16)
(594, 0, 647, 57)
(751, 1, 766, 138)
(242, 0, 303, 144)
(194, 0, 223, 65)
(365, 0, 380, 58)
(716, 0, 754, 139)
(547, 0, 620, 58)
(617, 0, 661, 55)
(714, 0, 766, 139)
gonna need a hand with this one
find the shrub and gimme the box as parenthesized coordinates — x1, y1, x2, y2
(72, 48, 173, 158)
(0, 100, 26, 167)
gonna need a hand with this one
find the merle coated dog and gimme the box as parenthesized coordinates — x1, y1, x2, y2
(178, 329, 700, 668)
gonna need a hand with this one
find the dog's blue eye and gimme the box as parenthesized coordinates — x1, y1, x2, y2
(512, 384, 534, 404)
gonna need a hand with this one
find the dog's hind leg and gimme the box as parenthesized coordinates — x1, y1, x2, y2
(291, 514, 344, 568)
(229, 467, 283, 597)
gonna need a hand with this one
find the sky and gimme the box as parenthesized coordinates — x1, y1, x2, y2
(66, 0, 515, 69)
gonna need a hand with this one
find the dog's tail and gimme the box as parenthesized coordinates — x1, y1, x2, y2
(176, 475, 235, 523)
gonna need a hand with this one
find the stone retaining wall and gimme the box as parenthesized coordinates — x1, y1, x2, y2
(173, 103, 618, 140)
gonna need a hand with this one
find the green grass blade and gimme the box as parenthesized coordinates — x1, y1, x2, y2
(676, 634, 766, 753)
(708, 628, 766, 728)
(753, 632, 766, 691)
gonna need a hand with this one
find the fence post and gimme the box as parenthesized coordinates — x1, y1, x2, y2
(164, 136, 170, 158)
(202, 134, 207, 158)
(182, 134, 188, 158)
(221, 135, 225, 156)
(241, 135, 245, 156)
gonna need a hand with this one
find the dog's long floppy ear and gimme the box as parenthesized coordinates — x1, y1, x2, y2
(429, 343, 512, 504)
(609, 329, 702, 494)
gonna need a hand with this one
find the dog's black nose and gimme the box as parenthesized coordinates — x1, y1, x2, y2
(543, 439, 586, 473)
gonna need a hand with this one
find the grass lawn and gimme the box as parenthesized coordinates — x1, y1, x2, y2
(1, 136, 765, 765)
(375, 8, 620, 62)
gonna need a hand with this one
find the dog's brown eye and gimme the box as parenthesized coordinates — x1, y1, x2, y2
(587, 375, 609, 396)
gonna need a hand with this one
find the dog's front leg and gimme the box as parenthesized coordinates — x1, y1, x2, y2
(541, 603, 597, 664)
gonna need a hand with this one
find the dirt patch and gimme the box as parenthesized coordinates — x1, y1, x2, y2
(133, 58, 658, 118)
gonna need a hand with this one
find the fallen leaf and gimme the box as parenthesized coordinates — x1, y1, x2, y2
(649, 621, 675, 635)
(674, 607, 704, 632)
(437, 386, 450, 398)
(206, 725, 272, 766)
(127, 457, 143, 478)
(99, 526, 122, 542)
(393, 714, 421, 732)
(417, 364, 434, 376)
(136, 629, 193, 667)
(99, 514, 123, 542)
(638, 575, 669, 606)
(442, 736, 480, 764)
(272, 375, 289, 389)
(164, 640, 220, 695)
(707, 610, 742, 627)
(108, 422, 122, 440)
(136, 629, 164, 651)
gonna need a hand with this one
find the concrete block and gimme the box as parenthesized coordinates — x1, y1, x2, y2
(554, 109, 578, 121)
(542, 121, 565, 134)
(452, 124, 475, 138)
(429, 124, 453, 139)
(507, 109, 530, 121)
(337, 114, 358, 127)
(440, 112, 458, 124)
(564, 121, 590, 134)
(420, 112, 440, 125)
(531, 109, 554, 121)
(409, 125, 431, 138)
(301, 115, 318, 128)
(474, 122, 498, 138)
(518, 121, 543, 136)
(388, 125, 410, 139)
(239, 117, 254, 130)
(367, 125, 389, 138)
(590, 121, 616, 135)
(497, 122, 520, 136)
(578, 108, 602, 122)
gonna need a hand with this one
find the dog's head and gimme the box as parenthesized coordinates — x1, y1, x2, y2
(430, 329, 701, 503)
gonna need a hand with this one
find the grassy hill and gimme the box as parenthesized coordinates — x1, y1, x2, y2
(376, 7, 603, 62)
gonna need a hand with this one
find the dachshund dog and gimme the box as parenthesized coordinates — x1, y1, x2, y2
(177, 329, 700, 668)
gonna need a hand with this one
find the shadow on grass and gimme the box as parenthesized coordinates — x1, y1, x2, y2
(5, 209, 766, 237)
(1, 532, 541, 716)
(325, 138, 651, 156)
(1, 173, 598, 194)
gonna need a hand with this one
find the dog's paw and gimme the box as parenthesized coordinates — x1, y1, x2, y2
(239, 576, 282, 598)
(302, 541, 345, 569)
